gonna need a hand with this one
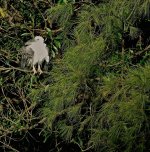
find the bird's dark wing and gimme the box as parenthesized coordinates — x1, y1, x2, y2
(20, 46, 34, 68)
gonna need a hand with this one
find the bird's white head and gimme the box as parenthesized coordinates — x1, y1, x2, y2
(34, 36, 44, 43)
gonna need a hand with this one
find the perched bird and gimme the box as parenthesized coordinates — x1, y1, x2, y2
(21, 36, 49, 74)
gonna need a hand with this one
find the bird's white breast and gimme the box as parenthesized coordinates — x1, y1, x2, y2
(27, 41, 49, 65)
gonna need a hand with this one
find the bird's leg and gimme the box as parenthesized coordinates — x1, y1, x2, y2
(32, 65, 37, 75)
(38, 64, 43, 75)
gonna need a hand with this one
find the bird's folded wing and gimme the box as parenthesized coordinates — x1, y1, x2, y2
(20, 46, 34, 68)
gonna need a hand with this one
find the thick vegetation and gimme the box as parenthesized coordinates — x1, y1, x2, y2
(0, 0, 150, 151)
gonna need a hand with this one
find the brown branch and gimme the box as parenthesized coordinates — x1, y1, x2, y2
(52, 28, 63, 33)
(0, 66, 49, 74)
(135, 44, 150, 56)
(0, 66, 31, 73)
(0, 140, 19, 152)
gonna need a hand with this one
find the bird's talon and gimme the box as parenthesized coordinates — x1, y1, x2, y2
(38, 70, 43, 75)
(33, 70, 37, 75)
(33, 72, 37, 75)
(38, 64, 43, 75)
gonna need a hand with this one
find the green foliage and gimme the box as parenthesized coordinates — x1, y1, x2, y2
(90, 64, 150, 151)
(39, 0, 150, 151)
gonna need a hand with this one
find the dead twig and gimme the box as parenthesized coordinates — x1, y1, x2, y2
(0, 66, 49, 74)
(0, 66, 31, 73)
(0, 140, 19, 152)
